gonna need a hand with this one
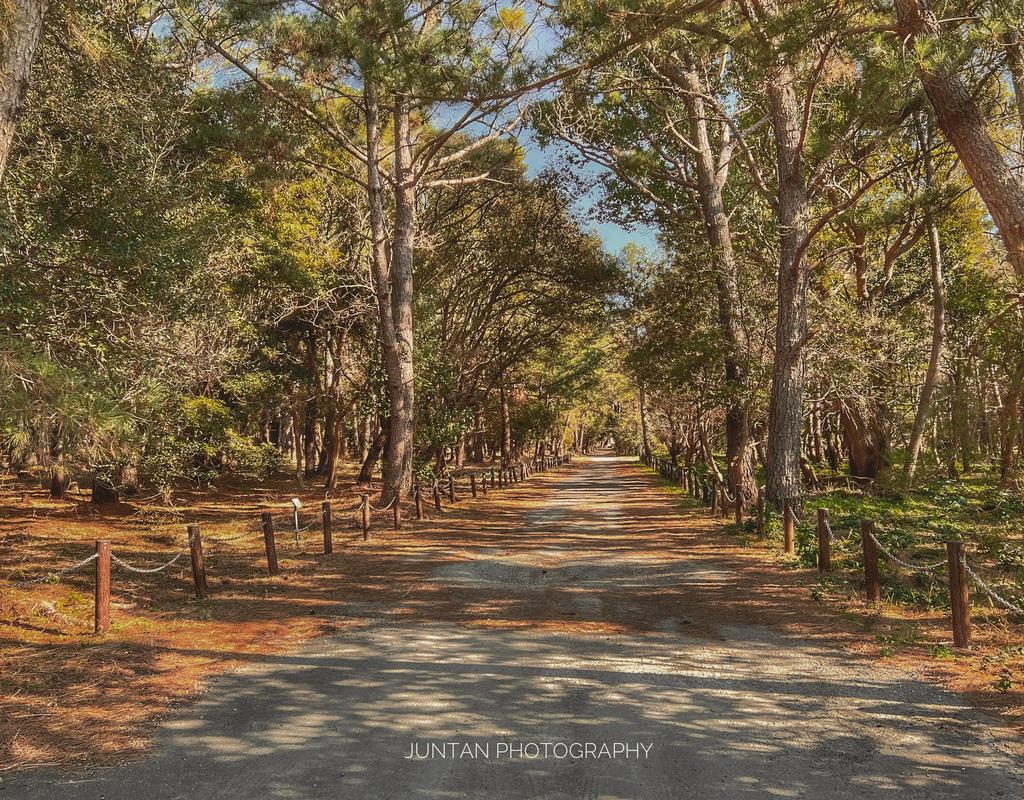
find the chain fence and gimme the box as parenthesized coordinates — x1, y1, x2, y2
(866, 530, 947, 574)
(7, 552, 100, 587)
(963, 560, 1024, 616)
(110, 552, 185, 574)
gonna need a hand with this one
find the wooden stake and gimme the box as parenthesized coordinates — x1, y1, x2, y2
(448, 474, 456, 503)
(756, 487, 765, 539)
(946, 541, 971, 647)
(187, 524, 208, 598)
(415, 483, 423, 519)
(322, 501, 333, 554)
(816, 508, 830, 573)
(360, 495, 370, 541)
(433, 481, 442, 511)
(861, 520, 880, 602)
(94, 539, 110, 634)
(262, 512, 279, 575)
(471, 474, 477, 498)
(393, 489, 401, 530)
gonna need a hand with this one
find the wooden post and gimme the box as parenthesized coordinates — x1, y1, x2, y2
(360, 495, 370, 541)
(489, 467, 495, 489)
(711, 481, 720, 514)
(321, 501, 333, 554)
(392, 488, 402, 530)
(734, 494, 743, 526)
(946, 541, 971, 647)
(94, 539, 110, 634)
(817, 508, 830, 573)
(471, 474, 477, 498)
(481, 473, 488, 495)
(861, 520, 880, 602)
(783, 501, 795, 555)
(415, 483, 424, 519)
(262, 512, 280, 575)
(433, 481, 442, 510)
(187, 524, 208, 598)
(520, 464, 525, 481)
(446, 474, 455, 502)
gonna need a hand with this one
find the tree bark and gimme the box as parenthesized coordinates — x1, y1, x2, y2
(678, 66, 757, 508)
(765, 63, 811, 508)
(0, 0, 48, 183)
(904, 119, 946, 484)
(895, 0, 1024, 275)
(381, 92, 416, 501)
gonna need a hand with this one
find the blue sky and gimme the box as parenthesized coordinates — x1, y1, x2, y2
(520, 136, 660, 255)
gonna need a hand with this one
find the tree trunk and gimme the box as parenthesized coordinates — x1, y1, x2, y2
(357, 422, 388, 484)
(905, 118, 946, 484)
(499, 382, 512, 461)
(765, 63, 811, 509)
(895, 0, 1024, 275)
(839, 399, 889, 480)
(381, 93, 416, 502)
(0, 0, 49, 183)
(678, 65, 757, 508)
(472, 407, 485, 462)
(638, 385, 652, 461)
(91, 475, 119, 505)
(364, 82, 414, 503)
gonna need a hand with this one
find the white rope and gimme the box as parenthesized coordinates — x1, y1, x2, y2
(867, 531, 946, 574)
(963, 559, 1024, 615)
(7, 552, 100, 587)
(369, 496, 397, 512)
(111, 552, 184, 574)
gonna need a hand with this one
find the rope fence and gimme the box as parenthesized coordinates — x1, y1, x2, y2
(640, 452, 1024, 647)
(4, 451, 576, 634)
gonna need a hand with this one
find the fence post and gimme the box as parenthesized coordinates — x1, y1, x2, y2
(816, 508, 830, 573)
(471, 474, 477, 498)
(711, 481, 720, 514)
(783, 501, 795, 554)
(734, 494, 743, 526)
(360, 495, 370, 541)
(481, 473, 488, 495)
(860, 520, 880, 602)
(448, 474, 456, 502)
(520, 464, 525, 481)
(489, 467, 495, 489)
(94, 539, 110, 634)
(262, 512, 280, 575)
(392, 489, 401, 530)
(415, 483, 424, 519)
(946, 541, 971, 647)
(433, 481, 442, 511)
(187, 524, 208, 598)
(321, 501, 333, 554)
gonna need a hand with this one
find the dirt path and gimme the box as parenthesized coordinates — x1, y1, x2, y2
(7, 455, 1023, 799)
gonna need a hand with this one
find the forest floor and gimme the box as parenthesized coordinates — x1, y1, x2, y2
(1, 455, 1023, 795)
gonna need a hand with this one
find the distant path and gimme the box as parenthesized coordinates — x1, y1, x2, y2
(8, 455, 1023, 799)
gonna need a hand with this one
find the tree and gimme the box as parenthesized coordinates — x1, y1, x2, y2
(0, 0, 48, 182)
